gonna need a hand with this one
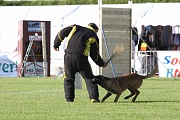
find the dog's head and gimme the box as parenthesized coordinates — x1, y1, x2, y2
(92, 75, 110, 84)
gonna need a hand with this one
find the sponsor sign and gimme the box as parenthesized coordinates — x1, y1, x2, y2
(29, 35, 42, 41)
(28, 35, 42, 56)
(157, 51, 180, 77)
(24, 62, 44, 77)
(28, 22, 46, 32)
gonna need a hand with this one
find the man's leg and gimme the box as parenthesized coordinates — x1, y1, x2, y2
(64, 77, 75, 102)
(79, 59, 100, 101)
(64, 54, 76, 102)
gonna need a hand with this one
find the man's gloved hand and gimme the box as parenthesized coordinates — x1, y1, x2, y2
(54, 47, 59, 51)
(102, 62, 108, 68)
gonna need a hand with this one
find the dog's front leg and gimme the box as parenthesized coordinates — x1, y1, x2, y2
(114, 93, 121, 102)
(101, 92, 112, 102)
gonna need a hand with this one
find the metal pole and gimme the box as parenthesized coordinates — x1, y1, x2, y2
(98, 0, 102, 75)
(41, 22, 47, 77)
(102, 26, 116, 77)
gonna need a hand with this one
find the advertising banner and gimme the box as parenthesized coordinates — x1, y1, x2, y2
(157, 51, 180, 77)
(0, 57, 17, 77)
(24, 62, 44, 77)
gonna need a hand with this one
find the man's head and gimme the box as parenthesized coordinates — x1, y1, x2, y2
(88, 23, 99, 33)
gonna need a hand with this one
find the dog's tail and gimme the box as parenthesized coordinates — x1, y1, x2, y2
(142, 66, 158, 79)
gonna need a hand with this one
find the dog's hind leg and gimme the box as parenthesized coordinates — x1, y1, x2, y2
(124, 89, 135, 100)
(101, 92, 112, 102)
(132, 89, 140, 102)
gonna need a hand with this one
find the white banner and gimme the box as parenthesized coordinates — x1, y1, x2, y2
(157, 51, 180, 77)
(0, 57, 17, 77)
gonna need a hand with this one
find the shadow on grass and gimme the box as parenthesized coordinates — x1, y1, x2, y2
(118, 100, 180, 103)
(101, 100, 180, 103)
(135, 100, 180, 103)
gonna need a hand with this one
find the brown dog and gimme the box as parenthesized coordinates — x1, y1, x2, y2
(93, 66, 158, 102)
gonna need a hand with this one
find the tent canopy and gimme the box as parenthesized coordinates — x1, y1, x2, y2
(133, 3, 180, 26)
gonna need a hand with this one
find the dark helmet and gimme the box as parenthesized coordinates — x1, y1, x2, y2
(88, 23, 99, 30)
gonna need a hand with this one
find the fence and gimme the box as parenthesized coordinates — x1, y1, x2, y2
(132, 51, 158, 75)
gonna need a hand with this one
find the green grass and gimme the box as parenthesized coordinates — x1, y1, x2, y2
(0, 77, 180, 120)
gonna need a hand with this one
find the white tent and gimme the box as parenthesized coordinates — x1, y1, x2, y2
(130, 3, 180, 52)
(132, 3, 180, 35)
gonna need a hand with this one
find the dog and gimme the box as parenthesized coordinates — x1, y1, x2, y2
(93, 66, 158, 103)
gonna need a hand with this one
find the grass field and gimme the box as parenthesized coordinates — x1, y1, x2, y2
(0, 77, 180, 120)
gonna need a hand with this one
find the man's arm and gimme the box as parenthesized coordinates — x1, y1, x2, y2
(90, 41, 107, 67)
(53, 25, 74, 50)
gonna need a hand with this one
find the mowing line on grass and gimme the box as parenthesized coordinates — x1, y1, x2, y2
(0, 90, 63, 95)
